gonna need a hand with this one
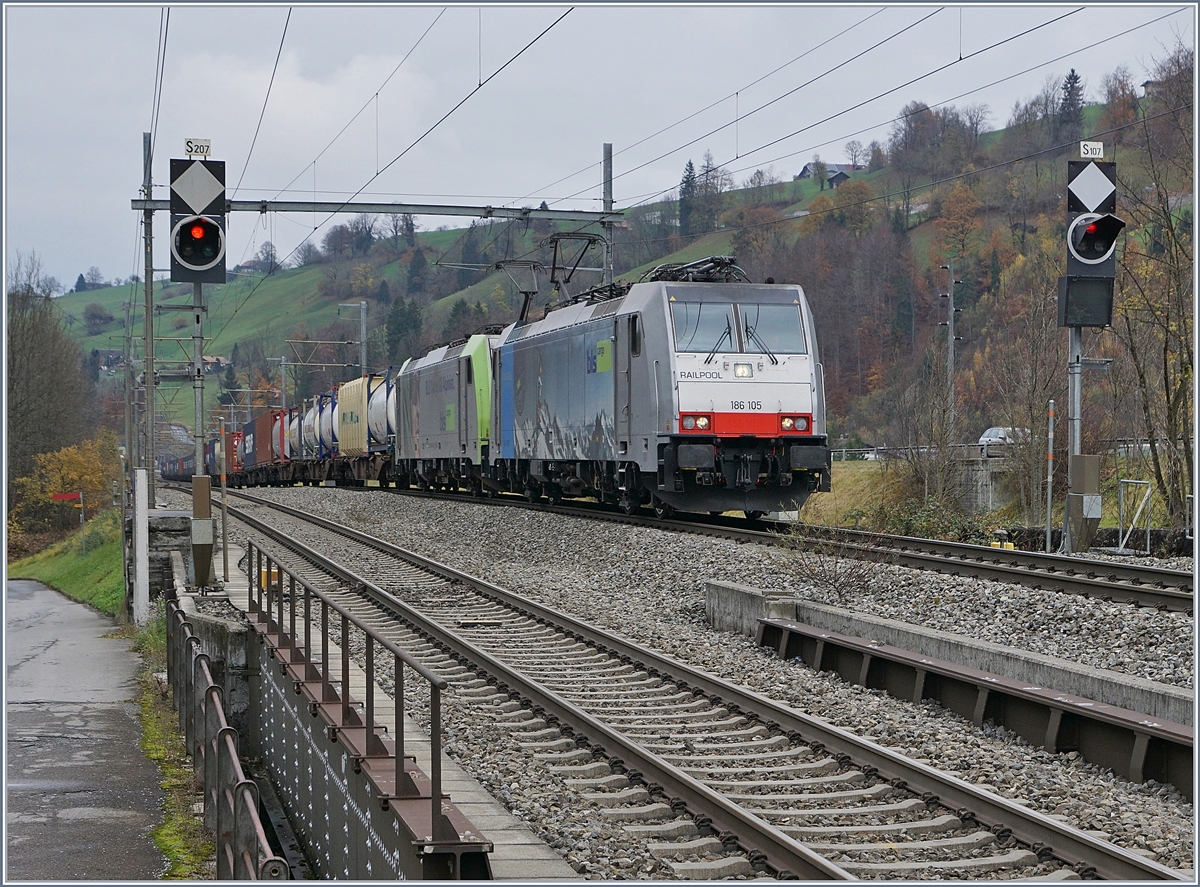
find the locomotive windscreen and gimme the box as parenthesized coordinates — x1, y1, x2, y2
(670, 302, 736, 352)
(669, 301, 807, 355)
(740, 303, 808, 355)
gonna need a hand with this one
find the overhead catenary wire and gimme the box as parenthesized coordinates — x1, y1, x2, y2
(231, 7, 292, 201)
(269, 8, 447, 202)
(508, 6, 888, 208)
(559, 5, 1084, 210)
(148, 7, 169, 167)
(610, 105, 1188, 258)
(207, 7, 572, 350)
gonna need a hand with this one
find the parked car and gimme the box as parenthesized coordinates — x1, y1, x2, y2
(978, 426, 1029, 446)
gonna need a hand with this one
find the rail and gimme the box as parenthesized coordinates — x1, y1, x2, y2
(244, 541, 491, 878)
(165, 595, 289, 879)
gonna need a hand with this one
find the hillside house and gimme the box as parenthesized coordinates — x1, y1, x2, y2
(794, 162, 859, 188)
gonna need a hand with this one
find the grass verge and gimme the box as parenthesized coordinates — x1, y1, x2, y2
(7, 516, 214, 878)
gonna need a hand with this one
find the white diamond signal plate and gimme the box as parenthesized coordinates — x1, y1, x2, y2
(1068, 162, 1116, 213)
(170, 159, 225, 215)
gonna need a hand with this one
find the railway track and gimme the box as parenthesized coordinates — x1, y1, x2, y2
(217, 488, 1186, 881)
(366, 486, 1193, 613)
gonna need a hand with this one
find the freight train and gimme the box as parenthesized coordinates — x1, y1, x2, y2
(163, 257, 831, 518)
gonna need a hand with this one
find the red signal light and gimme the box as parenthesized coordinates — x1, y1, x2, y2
(1086, 223, 1098, 234)
(190, 223, 207, 240)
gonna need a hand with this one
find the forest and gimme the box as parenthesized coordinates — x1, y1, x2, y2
(7, 43, 1192, 545)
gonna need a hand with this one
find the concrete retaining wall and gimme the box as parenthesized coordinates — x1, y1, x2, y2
(705, 579, 1192, 726)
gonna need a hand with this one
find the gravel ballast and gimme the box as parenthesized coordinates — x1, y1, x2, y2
(187, 488, 1195, 875)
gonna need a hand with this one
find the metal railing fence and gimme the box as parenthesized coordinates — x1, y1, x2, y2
(166, 597, 288, 879)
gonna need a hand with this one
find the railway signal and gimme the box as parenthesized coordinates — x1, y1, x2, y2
(169, 158, 226, 283)
(1059, 152, 1126, 553)
(170, 214, 226, 280)
(1059, 159, 1125, 328)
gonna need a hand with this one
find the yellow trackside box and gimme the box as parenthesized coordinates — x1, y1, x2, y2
(259, 566, 282, 588)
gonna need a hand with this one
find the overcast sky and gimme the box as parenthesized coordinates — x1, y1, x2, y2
(3, 2, 1194, 290)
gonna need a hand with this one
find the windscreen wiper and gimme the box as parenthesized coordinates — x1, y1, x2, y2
(744, 323, 779, 364)
(704, 323, 732, 364)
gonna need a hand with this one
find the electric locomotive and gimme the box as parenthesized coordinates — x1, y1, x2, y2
(490, 256, 829, 517)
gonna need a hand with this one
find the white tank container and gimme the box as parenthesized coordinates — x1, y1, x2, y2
(302, 405, 319, 452)
(319, 395, 338, 450)
(272, 415, 289, 460)
(288, 414, 301, 456)
(368, 376, 391, 446)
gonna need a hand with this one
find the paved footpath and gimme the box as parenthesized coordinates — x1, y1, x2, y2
(5, 578, 167, 880)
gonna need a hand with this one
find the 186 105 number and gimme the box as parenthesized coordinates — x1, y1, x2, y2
(731, 400, 762, 410)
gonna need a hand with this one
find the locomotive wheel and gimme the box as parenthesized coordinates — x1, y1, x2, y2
(523, 486, 542, 504)
(619, 496, 640, 516)
(546, 486, 563, 506)
(744, 510, 766, 521)
(652, 499, 674, 519)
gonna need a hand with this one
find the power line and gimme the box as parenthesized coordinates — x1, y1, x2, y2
(509, 6, 888, 209)
(148, 7, 169, 166)
(614, 105, 1188, 256)
(232, 7, 292, 200)
(207, 8, 573, 348)
(609, 6, 1087, 215)
(269, 8, 447, 202)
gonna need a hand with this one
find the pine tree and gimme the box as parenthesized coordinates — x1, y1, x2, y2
(1059, 68, 1084, 139)
(406, 247, 427, 295)
(678, 160, 697, 237)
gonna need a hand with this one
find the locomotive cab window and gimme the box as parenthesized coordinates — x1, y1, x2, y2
(629, 315, 642, 356)
(741, 303, 807, 355)
(670, 301, 806, 355)
(670, 302, 737, 353)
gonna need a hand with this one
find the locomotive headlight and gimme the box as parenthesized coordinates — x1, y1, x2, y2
(682, 416, 696, 430)
(734, 363, 753, 378)
(695, 415, 710, 430)
(781, 416, 795, 430)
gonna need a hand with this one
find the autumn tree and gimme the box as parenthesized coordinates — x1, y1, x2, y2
(968, 242, 1068, 523)
(730, 206, 786, 263)
(810, 155, 828, 191)
(7, 251, 92, 488)
(933, 184, 981, 260)
(1110, 43, 1194, 526)
(10, 431, 122, 532)
(1099, 66, 1139, 145)
(829, 180, 876, 236)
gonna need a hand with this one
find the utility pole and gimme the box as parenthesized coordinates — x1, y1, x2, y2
(338, 301, 367, 377)
(193, 282, 206, 471)
(1046, 399, 1055, 552)
(603, 143, 614, 287)
(938, 261, 962, 439)
(142, 131, 156, 504)
(123, 300, 135, 482)
(268, 355, 288, 414)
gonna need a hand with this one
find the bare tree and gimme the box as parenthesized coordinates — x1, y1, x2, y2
(844, 140, 865, 168)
